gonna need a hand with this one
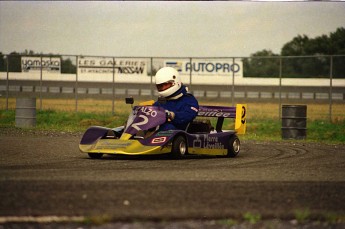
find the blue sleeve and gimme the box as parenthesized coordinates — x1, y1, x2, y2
(171, 96, 199, 126)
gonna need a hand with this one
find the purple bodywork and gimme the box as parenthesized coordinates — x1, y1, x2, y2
(80, 105, 237, 153)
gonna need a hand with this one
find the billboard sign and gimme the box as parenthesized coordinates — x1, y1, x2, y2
(21, 56, 61, 73)
(164, 59, 243, 77)
(78, 57, 147, 76)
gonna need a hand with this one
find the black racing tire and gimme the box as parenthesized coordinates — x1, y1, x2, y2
(227, 135, 240, 157)
(171, 135, 187, 159)
(88, 153, 103, 159)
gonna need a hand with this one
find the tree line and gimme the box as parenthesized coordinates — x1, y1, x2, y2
(243, 27, 345, 78)
(1, 27, 344, 78)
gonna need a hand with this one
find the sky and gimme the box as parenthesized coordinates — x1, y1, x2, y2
(0, 1, 345, 58)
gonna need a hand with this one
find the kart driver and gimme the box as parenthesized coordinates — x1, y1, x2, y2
(153, 67, 199, 131)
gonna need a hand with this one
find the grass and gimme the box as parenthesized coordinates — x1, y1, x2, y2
(0, 109, 127, 132)
(243, 212, 262, 224)
(1, 98, 344, 143)
(294, 208, 311, 224)
(216, 211, 345, 227)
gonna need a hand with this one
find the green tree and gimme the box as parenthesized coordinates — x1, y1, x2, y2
(329, 28, 345, 78)
(61, 58, 76, 74)
(280, 27, 345, 78)
(0, 53, 5, 72)
(8, 52, 21, 72)
(243, 49, 279, 77)
(281, 35, 310, 56)
(329, 27, 345, 54)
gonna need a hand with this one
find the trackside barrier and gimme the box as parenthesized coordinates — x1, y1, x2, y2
(15, 98, 36, 128)
(281, 105, 307, 140)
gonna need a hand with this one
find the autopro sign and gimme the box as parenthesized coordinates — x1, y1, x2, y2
(164, 59, 243, 77)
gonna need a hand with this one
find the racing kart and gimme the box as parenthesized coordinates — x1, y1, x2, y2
(79, 98, 247, 159)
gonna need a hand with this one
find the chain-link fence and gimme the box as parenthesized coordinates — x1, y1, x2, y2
(0, 54, 344, 121)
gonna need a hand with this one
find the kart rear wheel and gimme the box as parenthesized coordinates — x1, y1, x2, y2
(227, 135, 240, 157)
(88, 153, 103, 159)
(171, 135, 187, 159)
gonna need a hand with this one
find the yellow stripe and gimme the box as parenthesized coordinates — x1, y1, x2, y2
(189, 147, 227, 156)
(120, 133, 132, 140)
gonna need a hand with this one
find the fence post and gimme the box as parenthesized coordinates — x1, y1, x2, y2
(329, 55, 333, 122)
(75, 55, 78, 112)
(150, 57, 153, 99)
(279, 57, 282, 119)
(112, 57, 115, 115)
(189, 58, 193, 91)
(6, 55, 9, 111)
(232, 57, 235, 106)
(40, 55, 43, 111)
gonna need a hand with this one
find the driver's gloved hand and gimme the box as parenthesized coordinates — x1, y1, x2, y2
(165, 110, 175, 122)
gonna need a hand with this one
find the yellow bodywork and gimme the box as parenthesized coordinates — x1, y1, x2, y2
(235, 104, 247, 134)
(139, 100, 155, 106)
(79, 138, 171, 155)
(188, 147, 227, 156)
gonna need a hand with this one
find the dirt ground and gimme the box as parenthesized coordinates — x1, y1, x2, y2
(0, 128, 344, 228)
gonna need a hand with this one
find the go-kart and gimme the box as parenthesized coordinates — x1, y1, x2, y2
(79, 98, 247, 159)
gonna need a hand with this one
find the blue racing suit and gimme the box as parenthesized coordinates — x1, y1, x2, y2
(153, 85, 199, 131)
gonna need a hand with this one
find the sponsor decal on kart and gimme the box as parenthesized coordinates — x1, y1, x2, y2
(151, 137, 167, 144)
(155, 130, 174, 137)
(192, 135, 225, 149)
(205, 137, 225, 149)
(134, 106, 158, 117)
(241, 106, 246, 124)
(197, 106, 236, 118)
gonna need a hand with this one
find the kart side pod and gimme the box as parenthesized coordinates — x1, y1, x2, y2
(197, 104, 247, 134)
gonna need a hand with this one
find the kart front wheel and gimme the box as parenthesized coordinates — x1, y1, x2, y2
(88, 153, 103, 159)
(171, 135, 187, 159)
(227, 135, 240, 157)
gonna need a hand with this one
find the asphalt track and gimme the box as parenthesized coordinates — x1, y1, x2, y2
(1, 131, 345, 226)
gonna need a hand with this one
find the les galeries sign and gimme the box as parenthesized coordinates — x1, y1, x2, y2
(77, 57, 147, 75)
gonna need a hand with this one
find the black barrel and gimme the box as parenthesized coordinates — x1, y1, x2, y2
(281, 105, 307, 140)
(15, 98, 36, 128)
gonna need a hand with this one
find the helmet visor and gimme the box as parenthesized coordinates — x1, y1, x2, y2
(156, 80, 174, 92)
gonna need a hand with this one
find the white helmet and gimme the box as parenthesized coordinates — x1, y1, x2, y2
(155, 67, 182, 97)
